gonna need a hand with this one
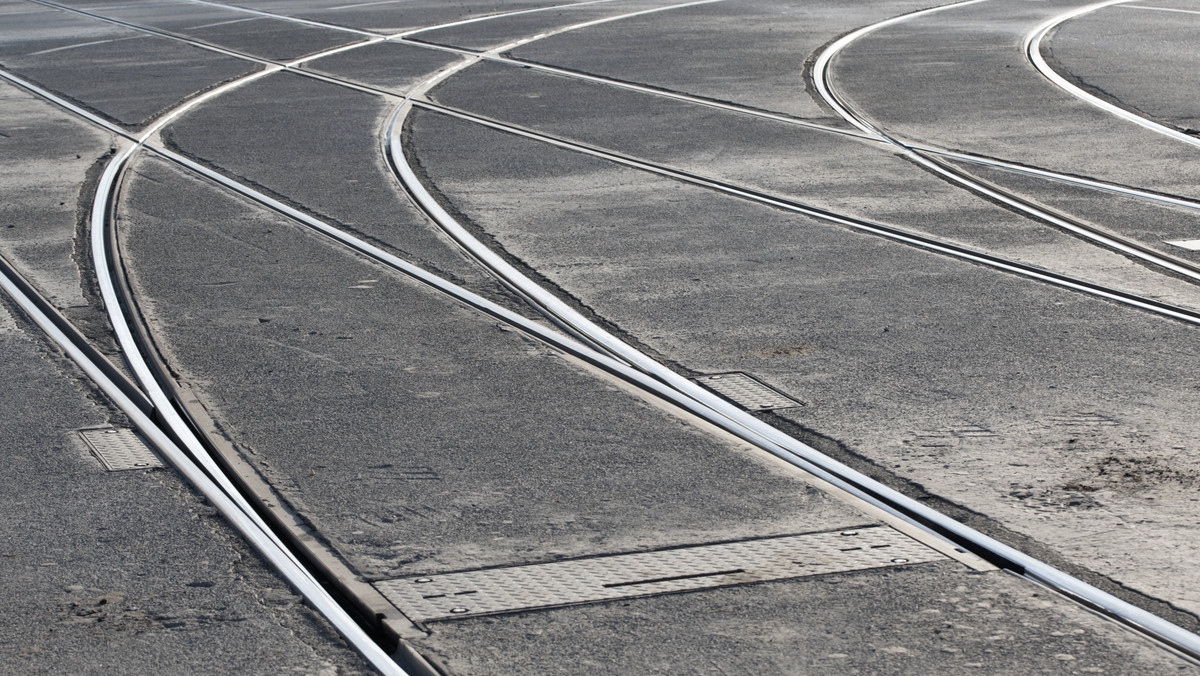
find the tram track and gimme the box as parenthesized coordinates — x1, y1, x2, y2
(1023, 0, 1200, 150)
(16, 0, 1200, 327)
(29, 0, 1200, 280)
(811, 0, 1200, 287)
(377, 32, 1200, 657)
(8, 0, 1200, 664)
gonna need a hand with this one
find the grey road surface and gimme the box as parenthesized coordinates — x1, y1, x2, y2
(3, 0, 1200, 673)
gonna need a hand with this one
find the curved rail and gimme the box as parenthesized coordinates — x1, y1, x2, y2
(385, 3, 1200, 662)
(3, 0, 663, 671)
(11, 0, 1200, 660)
(159, 0, 1200, 213)
(811, 0, 1200, 286)
(1024, 0, 1200, 149)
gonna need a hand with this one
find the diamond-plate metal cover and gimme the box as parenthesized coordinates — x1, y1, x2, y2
(80, 428, 162, 471)
(376, 526, 940, 622)
(694, 372, 802, 410)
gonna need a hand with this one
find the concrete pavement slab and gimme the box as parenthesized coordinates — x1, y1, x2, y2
(831, 0, 1200, 201)
(0, 294, 371, 675)
(0, 4, 259, 129)
(221, 0, 588, 34)
(301, 40, 461, 93)
(1045, 2, 1200, 134)
(507, 0, 948, 122)
(407, 0, 680, 52)
(49, 0, 367, 61)
(162, 71, 507, 301)
(424, 61, 1200, 312)
(406, 110, 1200, 624)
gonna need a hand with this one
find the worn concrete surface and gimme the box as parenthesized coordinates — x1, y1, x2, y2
(0, 2, 259, 128)
(507, 0, 943, 122)
(423, 59, 1200, 311)
(49, 0, 366, 61)
(161, 70, 506, 298)
(302, 40, 461, 93)
(0, 296, 371, 675)
(5, 0, 1200, 672)
(407, 0, 682, 52)
(214, 0, 591, 34)
(406, 110, 1200, 620)
(831, 0, 1200, 201)
(1046, 2, 1200, 134)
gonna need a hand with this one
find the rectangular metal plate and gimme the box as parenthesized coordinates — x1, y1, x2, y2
(693, 372, 803, 411)
(376, 526, 942, 622)
(79, 428, 162, 471)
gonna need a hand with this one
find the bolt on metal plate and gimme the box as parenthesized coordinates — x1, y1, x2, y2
(79, 428, 162, 471)
(376, 526, 941, 622)
(693, 372, 803, 411)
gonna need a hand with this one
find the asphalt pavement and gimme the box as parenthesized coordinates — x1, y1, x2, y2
(3, 0, 1200, 673)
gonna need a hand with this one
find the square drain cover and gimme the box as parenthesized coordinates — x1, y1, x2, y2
(80, 428, 162, 471)
(693, 372, 802, 411)
(376, 526, 941, 622)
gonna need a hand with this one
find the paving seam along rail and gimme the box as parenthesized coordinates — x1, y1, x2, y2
(24, 0, 1200, 314)
(169, 0, 1200, 216)
(383, 19, 1200, 658)
(811, 0, 1200, 285)
(27, 0, 1200, 284)
(8, 0, 1200, 663)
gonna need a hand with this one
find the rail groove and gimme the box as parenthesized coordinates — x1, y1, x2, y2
(7, 0, 1200, 663)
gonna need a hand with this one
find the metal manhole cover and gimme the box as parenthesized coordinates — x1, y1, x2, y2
(376, 526, 941, 622)
(79, 428, 162, 471)
(693, 372, 803, 411)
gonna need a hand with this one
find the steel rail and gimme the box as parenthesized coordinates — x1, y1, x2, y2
(91, 119, 413, 676)
(411, 98, 1200, 327)
(912, 143, 1200, 213)
(0, 42, 1002, 585)
(33, 0, 1200, 331)
(812, 0, 1200, 284)
(3, 0, 648, 667)
(170, 0, 1200, 277)
(20, 0, 1200, 369)
(1024, 0, 1200, 149)
(163, 0, 863, 138)
(10, 0, 995, 577)
(174, 0, 1200, 217)
(381, 0, 1200, 660)
(165, 0, 1200, 226)
(392, 97, 1200, 669)
(0, 242, 406, 676)
(796, 1, 1200, 658)
(180, 0, 870, 136)
(12, 0, 1200, 659)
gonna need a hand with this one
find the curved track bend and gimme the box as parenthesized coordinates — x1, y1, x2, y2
(8, 0, 1200, 665)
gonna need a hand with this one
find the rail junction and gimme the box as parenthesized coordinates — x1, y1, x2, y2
(3, 0, 1200, 672)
